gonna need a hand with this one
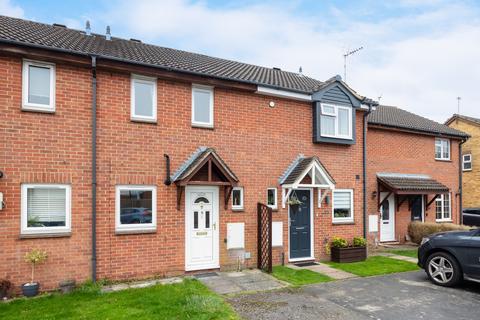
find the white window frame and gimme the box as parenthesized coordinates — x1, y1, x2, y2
(463, 154, 472, 171)
(130, 74, 157, 122)
(267, 188, 278, 210)
(435, 138, 450, 161)
(435, 193, 452, 222)
(21, 184, 71, 235)
(115, 185, 157, 232)
(22, 59, 56, 112)
(191, 85, 214, 128)
(332, 189, 354, 223)
(320, 103, 352, 140)
(231, 187, 244, 211)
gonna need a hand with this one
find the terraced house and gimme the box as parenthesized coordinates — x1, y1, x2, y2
(0, 15, 467, 290)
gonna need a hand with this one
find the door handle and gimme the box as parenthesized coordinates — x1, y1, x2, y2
(296, 227, 305, 230)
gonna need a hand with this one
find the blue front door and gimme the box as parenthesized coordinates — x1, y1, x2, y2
(289, 190, 311, 259)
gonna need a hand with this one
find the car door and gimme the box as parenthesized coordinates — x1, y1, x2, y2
(464, 229, 480, 278)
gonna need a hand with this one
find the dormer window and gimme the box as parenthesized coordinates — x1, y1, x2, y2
(320, 103, 352, 139)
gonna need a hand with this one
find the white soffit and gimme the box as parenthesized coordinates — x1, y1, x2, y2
(256, 86, 312, 102)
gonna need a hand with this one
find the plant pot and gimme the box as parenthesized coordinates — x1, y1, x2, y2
(59, 279, 76, 294)
(22, 283, 39, 297)
(331, 246, 367, 263)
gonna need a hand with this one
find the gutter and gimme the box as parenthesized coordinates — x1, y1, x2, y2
(91, 56, 97, 282)
(363, 104, 373, 238)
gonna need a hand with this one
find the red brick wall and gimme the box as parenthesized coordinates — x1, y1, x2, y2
(0, 55, 365, 290)
(367, 127, 461, 244)
(0, 56, 92, 291)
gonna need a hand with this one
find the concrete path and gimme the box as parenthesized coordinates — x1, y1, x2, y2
(228, 271, 480, 320)
(196, 269, 286, 295)
(377, 252, 418, 264)
(102, 277, 183, 292)
(288, 263, 357, 280)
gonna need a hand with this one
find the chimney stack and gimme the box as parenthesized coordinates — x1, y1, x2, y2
(85, 20, 91, 36)
(106, 26, 111, 40)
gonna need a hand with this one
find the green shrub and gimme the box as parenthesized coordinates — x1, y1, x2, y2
(331, 236, 348, 248)
(353, 237, 367, 247)
(408, 221, 472, 244)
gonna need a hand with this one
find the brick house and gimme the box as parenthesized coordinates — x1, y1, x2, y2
(445, 114, 480, 211)
(0, 16, 467, 290)
(367, 106, 468, 243)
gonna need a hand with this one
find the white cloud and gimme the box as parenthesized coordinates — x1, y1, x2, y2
(0, 0, 23, 18)
(100, 0, 480, 122)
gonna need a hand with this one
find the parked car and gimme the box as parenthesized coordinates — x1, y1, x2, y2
(418, 228, 480, 286)
(120, 207, 152, 224)
(463, 208, 480, 227)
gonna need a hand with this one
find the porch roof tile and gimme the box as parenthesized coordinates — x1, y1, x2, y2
(377, 173, 449, 193)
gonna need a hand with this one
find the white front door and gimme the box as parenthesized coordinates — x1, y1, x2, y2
(380, 192, 395, 242)
(185, 186, 219, 271)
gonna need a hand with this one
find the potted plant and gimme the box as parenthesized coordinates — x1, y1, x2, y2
(22, 249, 47, 297)
(330, 236, 367, 263)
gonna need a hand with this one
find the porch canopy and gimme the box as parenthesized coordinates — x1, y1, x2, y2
(279, 155, 335, 208)
(376, 173, 449, 210)
(172, 147, 238, 209)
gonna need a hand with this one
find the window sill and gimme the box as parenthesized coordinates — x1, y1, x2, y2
(436, 220, 453, 223)
(332, 221, 355, 225)
(19, 232, 71, 239)
(232, 208, 244, 212)
(130, 117, 157, 124)
(463, 169, 472, 172)
(115, 228, 157, 235)
(435, 158, 451, 162)
(22, 105, 55, 113)
(191, 123, 214, 130)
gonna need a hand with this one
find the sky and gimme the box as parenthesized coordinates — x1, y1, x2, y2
(1, 0, 479, 122)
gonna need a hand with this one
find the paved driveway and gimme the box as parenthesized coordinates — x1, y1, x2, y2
(228, 271, 480, 320)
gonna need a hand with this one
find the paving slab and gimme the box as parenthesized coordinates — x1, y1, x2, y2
(197, 269, 286, 295)
(102, 277, 182, 292)
(378, 252, 418, 264)
(288, 263, 357, 280)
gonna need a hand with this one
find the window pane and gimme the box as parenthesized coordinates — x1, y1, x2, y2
(436, 198, 442, 220)
(381, 201, 389, 221)
(435, 140, 442, 158)
(205, 211, 210, 229)
(464, 162, 472, 170)
(193, 89, 211, 123)
(334, 191, 351, 218)
(27, 188, 66, 227)
(134, 81, 154, 117)
(443, 194, 450, 219)
(119, 189, 153, 225)
(267, 189, 276, 206)
(443, 140, 450, 158)
(322, 105, 335, 114)
(28, 65, 50, 105)
(338, 108, 349, 136)
(232, 189, 242, 207)
(321, 115, 335, 136)
(194, 211, 198, 229)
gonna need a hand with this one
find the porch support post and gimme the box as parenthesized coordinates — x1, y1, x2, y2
(224, 186, 232, 210)
(426, 194, 440, 210)
(176, 186, 184, 210)
(378, 191, 392, 209)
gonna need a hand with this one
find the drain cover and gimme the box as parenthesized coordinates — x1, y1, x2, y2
(194, 272, 219, 278)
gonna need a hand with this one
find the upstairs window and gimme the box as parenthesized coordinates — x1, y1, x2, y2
(436, 193, 451, 221)
(231, 187, 244, 211)
(22, 60, 56, 112)
(320, 103, 352, 139)
(21, 184, 71, 235)
(192, 85, 214, 128)
(267, 188, 277, 209)
(131, 75, 157, 122)
(463, 154, 472, 171)
(333, 189, 354, 223)
(435, 138, 450, 160)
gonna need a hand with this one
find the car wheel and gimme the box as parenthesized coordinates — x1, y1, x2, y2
(426, 252, 462, 287)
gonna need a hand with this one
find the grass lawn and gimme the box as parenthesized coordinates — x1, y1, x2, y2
(325, 256, 419, 277)
(0, 279, 238, 320)
(271, 266, 333, 286)
(387, 249, 418, 259)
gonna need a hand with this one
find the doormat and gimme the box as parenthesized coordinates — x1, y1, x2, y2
(194, 272, 219, 278)
(293, 262, 318, 267)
